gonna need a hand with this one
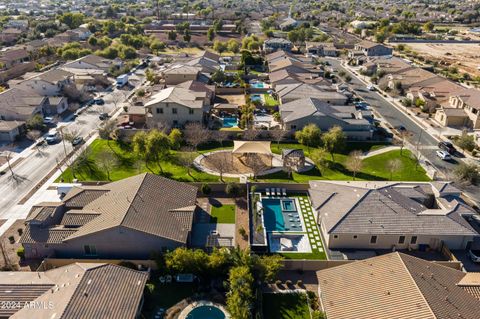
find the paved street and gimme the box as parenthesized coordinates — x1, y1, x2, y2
(326, 58, 480, 203)
(0, 82, 141, 231)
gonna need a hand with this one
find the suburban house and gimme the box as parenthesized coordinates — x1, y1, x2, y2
(186, 50, 221, 74)
(263, 38, 293, 53)
(305, 42, 339, 57)
(20, 173, 199, 259)
(0, 88, 47, 121)
(16, 69, 75, 97)
(0, 48, 35, 83)
(269, 69, 329, 88)
(279, 98, 372, 140)
(176, 79, 216, 104)
(63, 54, 116, 72)
(407, 77, 463, 113)
(276, 82, 348, 104)
(268, 56, 310, 74)
(279, 17, 298, 30)
(145, 86, 210, 127)
(0, 120, 25, 142)
(0, 28, 22, 44)
(309, 181, 479, 251)
(317, 252, 480, 319)
(5, 19, 29, 31)
(352, 40, 393, 57)
(383, 67, 439, 91)
(162, 64, 202, 85)
(434, 88, 480, 129)
(0, 263, 148, 319)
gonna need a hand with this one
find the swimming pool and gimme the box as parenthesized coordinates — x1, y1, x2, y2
(251, 82, 264, 88)
(222, 117, 238, 128)
(262, 198, 303, 232)
(250, 94, 262, 102)
(186, 305, 226, 319)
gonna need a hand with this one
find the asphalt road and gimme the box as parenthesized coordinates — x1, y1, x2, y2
(326, 58, 459, 172)
(0, 88, 129, 220)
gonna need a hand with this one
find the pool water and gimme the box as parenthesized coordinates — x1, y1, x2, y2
(186, 306, 226, 319)
(252, 82, 264, 88)
(222, 117, 238, 128)
(262, 198, 303, 232)
(250, 94, 262, 102)
(282, 199, 296, 211)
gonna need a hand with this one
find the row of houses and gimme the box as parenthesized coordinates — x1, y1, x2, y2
(0, 54, 117, 141)
(265, 50, 373, 140)
(361, 55, 480, 129)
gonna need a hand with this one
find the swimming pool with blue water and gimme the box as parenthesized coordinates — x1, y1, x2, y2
(185, 305, 226, 319)
(262, 198, 301, 232)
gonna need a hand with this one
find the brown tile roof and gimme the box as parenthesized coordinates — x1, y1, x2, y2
(25, 202, 62, 222)
(317, 252, 480, 319)
(20, 226, 77, 244)
(63, 186, 109, 208)
(60, 211, 101, 227)
(3, 263, 148, 319)
(59, 264, 148, 319)
(65, 173, 198, 243)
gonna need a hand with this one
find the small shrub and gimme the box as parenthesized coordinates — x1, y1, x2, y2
(16, 247, 25, 259)
(17, 228, 23, 236)
(239, 227, 247, 239)
(145, 282, 155, 294)
(250, 185, 257, 194)
(201, 183, 211, 195)
(8, 236, 14, 244)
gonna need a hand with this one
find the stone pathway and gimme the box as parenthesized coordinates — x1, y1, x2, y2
(360, 145, 401, 159)
(297, 196, 324, 254)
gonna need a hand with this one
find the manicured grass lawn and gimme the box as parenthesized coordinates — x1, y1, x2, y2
(210, 204, 236, 223)
(263, 94, 279, 107)
(262, 142, 430, 183)
(142, 282, 195, 318)
(57, 139, 237, 183)
(279, 251, 327, 260)
(263, 293, 311, 319)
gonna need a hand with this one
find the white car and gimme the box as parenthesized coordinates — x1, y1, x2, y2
(367, 84, 375, 91)
(436, 150, 452, 161)
(45, 130, 60, 144)
(43, 117, 55, 125)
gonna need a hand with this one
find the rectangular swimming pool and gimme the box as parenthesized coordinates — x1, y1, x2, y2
(262, 198, 303, 232)
(222, 117, 238, 128)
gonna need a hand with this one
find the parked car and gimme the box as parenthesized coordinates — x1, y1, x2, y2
(397, 125, 407, 132)
(45, 130, 60, 144)
(436, 150, 452, 161)
(94, 98, 105, 105)
(469, 249, 480, 263)
(367, 84, 375, 91)
(72, 136, 84, 146)
(99, 112, 110, 120)
(469, 214, 480, 227)
(43, 117, 55, 125)
(438, 141, 456, 155)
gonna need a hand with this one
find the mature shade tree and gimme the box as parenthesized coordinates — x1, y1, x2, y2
(168, 128, 182, 150)
(322, 126, 346, 161)
(295, 124, 321, 151)
(454, 162, 480, 186)
(457, 129, 476, 154)
(97, 149, 118, 181)
(226, 265, 254, 319)
(146, 129, 171, 174)
(183, 122, 211, 153)
(310, 148, 328, 174)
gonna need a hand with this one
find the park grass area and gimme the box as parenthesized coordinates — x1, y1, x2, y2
(263, 292, 311, 319)
(210, 204, 236, 223)
(142, 282, 195, 318)
(59, 139, 428, 183)
(263, 94, 279, 107)
(262, 142, 430, 183)
(57, 139, 237, 183)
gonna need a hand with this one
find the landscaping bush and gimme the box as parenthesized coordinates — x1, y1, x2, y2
(17, 228, 23, 236)
(8, 236, 14, 244)
(225, 183, 240, 197)
(145, 282, 155, 294)
(16, 247, 25, 259)
(201, 183, 211, 195)
(239, 227, 247, 239)
(250, 185, 257, 194)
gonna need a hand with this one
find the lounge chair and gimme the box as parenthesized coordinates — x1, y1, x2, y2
(282, 188, 287, 196)
(266, 188, 270, 196)
(276, 188, 281, 196)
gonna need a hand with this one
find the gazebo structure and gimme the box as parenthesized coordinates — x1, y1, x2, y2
(232, 140, 274, 167)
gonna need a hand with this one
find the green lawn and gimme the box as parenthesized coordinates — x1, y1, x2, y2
(263, 94, 279, 107)
(263, 142, 430, 183)
(57, 139, 237, 183)
(210, 204, 236, 223)
(263, 293, 311, 319)
(142, 282, 195, 318)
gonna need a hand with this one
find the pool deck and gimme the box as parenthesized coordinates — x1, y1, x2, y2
(258, 192, 326, 257)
